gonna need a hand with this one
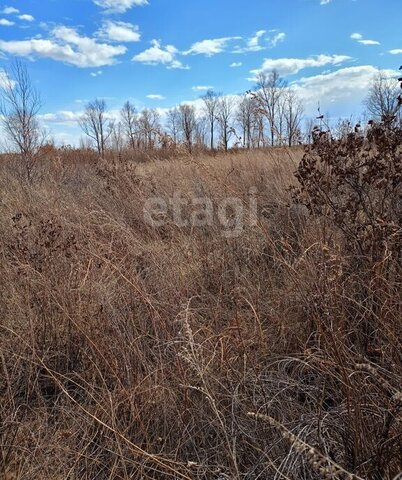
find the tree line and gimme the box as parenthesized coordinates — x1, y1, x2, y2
(78, 71, 305, 156)
(1, 60, 401, 165)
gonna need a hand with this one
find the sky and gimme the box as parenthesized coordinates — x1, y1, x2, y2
(0, 0, 401, 145)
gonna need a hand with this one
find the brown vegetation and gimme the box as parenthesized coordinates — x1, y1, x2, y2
(0, 123, 401, 479)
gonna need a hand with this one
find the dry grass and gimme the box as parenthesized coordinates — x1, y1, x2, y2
(0, 146, 400, 479)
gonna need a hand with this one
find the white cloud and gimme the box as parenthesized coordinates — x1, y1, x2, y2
(97, 21, 140, 42)
(192, 85, 213, 91)
(40, 108, 121, 124)
(350, 33, 380, 46)
(320, 0, 331, 4)
(0, 70, 13, 88)
(147, 94, 165, 100)
(90, 70, 103, 77)
(271, 32, 286, 47)
(40, 108, 122, 136)
(359, 40, 380, 46)
(0, 26, 127, 67)
(0, 18, 14, 26)
(1, 6, 19, 14)
(230, 62, 242, 68)
(185, 37, 241, 56)
(94, 0, 148, 13)
(246, 30, 266, 51)
(133, 39, 189, 69)
(51, 131, 79, 146)
(18, 14, 35, 22)
(250, 54, 352, 77)
(389, 49, 402, 55)
(234, 30, 286, 53)
(39, 110, 83, 124)
(292, 65, 395, 114)
(184, 29, 285, 57)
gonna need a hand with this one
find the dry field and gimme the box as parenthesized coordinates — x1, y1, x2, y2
(0, 146, 400, 479)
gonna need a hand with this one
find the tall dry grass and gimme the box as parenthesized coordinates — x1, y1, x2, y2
(0, 145, 400, 479)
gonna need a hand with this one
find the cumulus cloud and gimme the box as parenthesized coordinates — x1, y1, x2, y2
(1, 6, 19, 14)
(133, 40, 189, 69)
(98, 21, 140, 42)
(230, 62, 242, 68)
(0, 18, 14, 26)
(90, 70, 103, 77)
(0, 26, 127, 67)
(39, 110, 83, 124)
(389, 49, 402, 55)
(185, 37, 241, 56)
(320, 0, 331, 4)
(93, 0, 148, 13)
(40, 108, 121, 125)
(245, 30, 266, 52)
(250, 54, 352, 77)
(271, 32, 286, 47)
(18, 14, 35, 22)
(234, 30, 286, 53)
(351, 33, 380, 46)
(185, 30, 285, 57)
(292, 65, 395, 114)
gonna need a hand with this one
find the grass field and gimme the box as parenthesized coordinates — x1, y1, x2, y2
(0, 146, 400, 479)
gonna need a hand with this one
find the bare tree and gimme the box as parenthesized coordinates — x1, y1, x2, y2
(166, 107, 180, 145)
(236, 95, 256, 149)
(283, 88, 304, 146)
(255, 70, 286, 146)
(0, 61, 43, 181)
(79, 99, 113, 157)
(202, 90, 219, 150)
(121, 101, 137, 150)
(178, 104, 197, 152)
(137, 108, 160, 149)
(304, 117, 315, 145)
(333, 118, 354, 140)
(217, 96, 235, 152)
(194, 115, 208, 149)
(110, 121, 124, 152)
(365, 71, 400, 122)
(252, 108, 266, 148)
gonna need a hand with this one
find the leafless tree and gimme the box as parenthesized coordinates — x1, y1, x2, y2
(166, 107, 180, 145)
(178, 104, 197, 152)
(0, 61, 44, 181)
(110, 121, 124, 152)
(202, 90, 219, 150)
(252, 108, 266, 148)
(194, 115, 208, 149)
(304, 118, 315, 145)
(79, 99, 113, 157)
(283, 88, 304, 146)
(236, 95, 256, 149)
(364, 71, 400, 122)
(255, 70, 287, 146)
(333, 118, 354, 140)
(137, 108, 161, 149)
(217, 96, 235, 152)
(121, 101, 137, 150)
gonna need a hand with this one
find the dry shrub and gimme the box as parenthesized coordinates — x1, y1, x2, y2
(0, 144, 400, 479)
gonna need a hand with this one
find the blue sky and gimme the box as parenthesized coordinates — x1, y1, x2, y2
(0, 0, 401, 144)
